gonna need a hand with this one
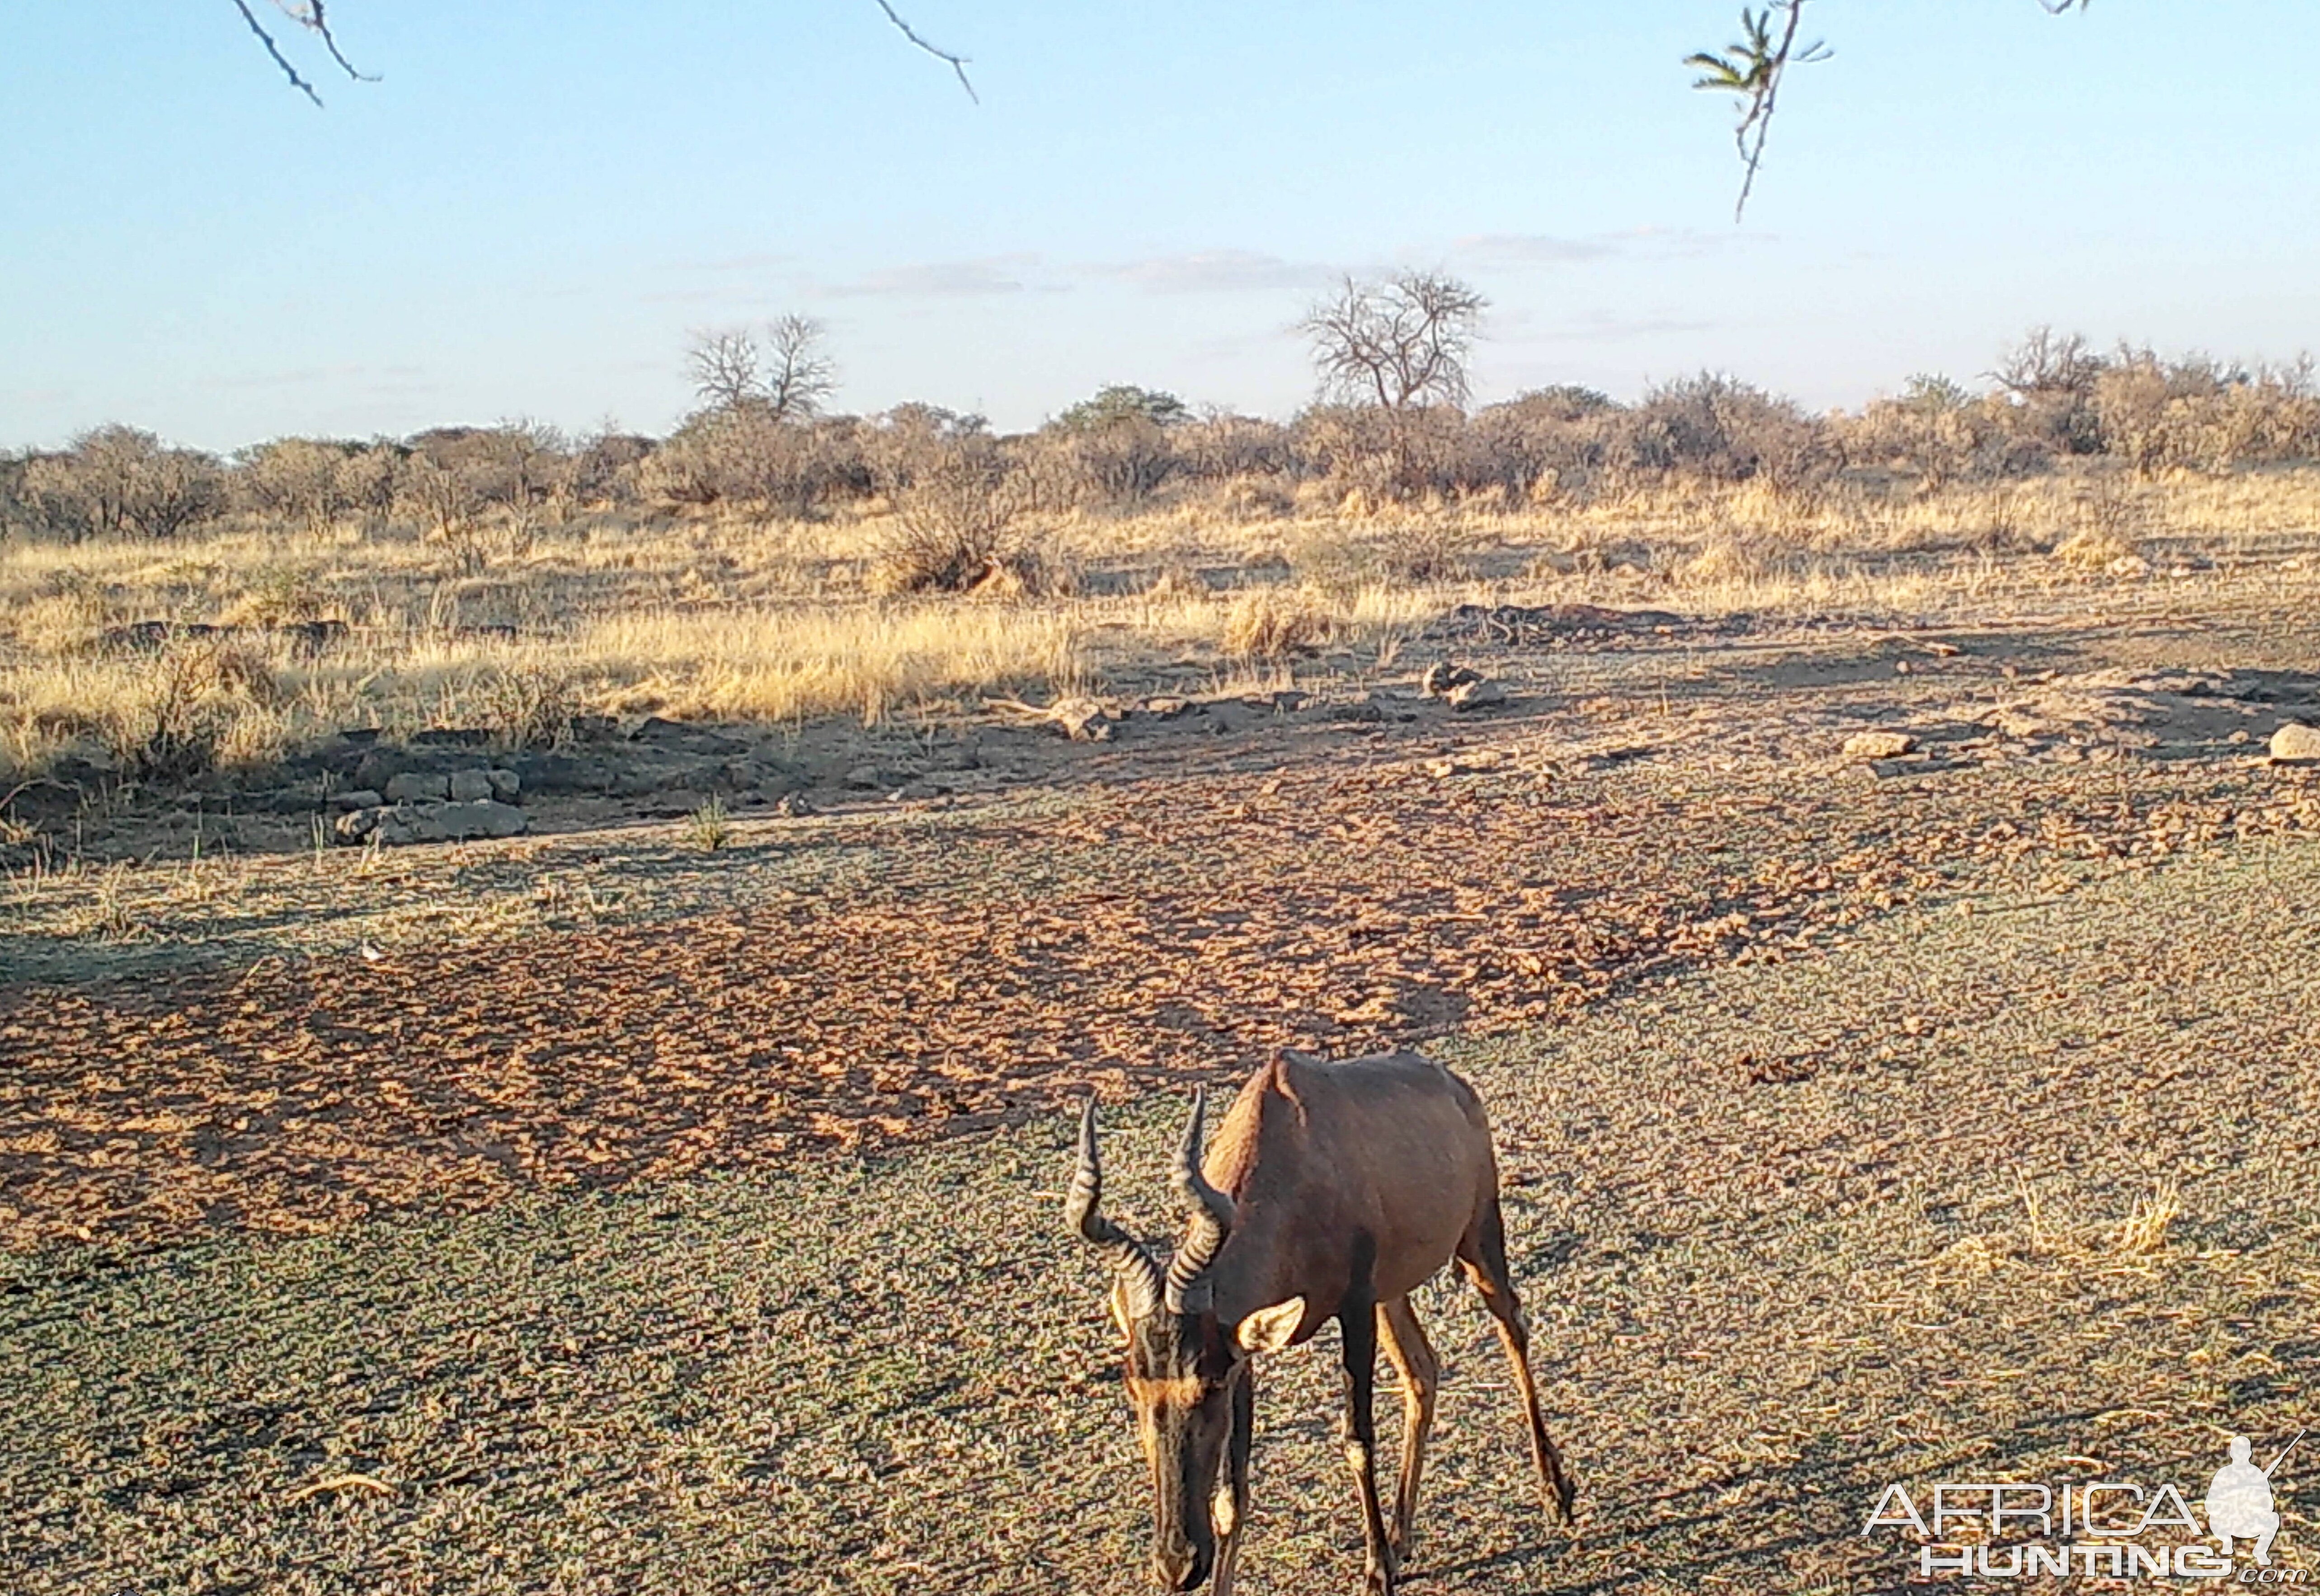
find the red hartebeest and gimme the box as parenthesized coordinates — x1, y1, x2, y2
(1067, 1048, 1575, 1594)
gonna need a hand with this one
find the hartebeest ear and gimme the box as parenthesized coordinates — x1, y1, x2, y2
(1234, 1297, 1306, 1354)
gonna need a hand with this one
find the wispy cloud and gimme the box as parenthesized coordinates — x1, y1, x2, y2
(1514, 309, 1718, 344)
(824, 256, 1052, 297)
(1084, 249, 1335, 295)
(199, 363, 395, 391)
(1452, 233, 1618, 267)
(679, 251, 800, 274)
(1450, 226, 1763, 269)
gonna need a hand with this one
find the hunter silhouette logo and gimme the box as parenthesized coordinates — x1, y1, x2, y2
(1862, 1428, 2308, 1581)
(2210, 1432, 2299, 1567)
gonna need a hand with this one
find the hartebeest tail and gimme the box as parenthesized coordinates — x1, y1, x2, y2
(1067, 1048, 1575, 1595)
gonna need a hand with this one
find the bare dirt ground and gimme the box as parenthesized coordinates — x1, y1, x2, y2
(3, 572, 2319, 1592)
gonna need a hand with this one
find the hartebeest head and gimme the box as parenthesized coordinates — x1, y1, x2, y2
(1067, 1089, 1299, 1592)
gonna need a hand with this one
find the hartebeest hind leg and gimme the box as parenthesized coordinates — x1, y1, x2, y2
(1458, 1192, 1578, 1523)
(1336, 1251, 1400, 1593)
(1375, 1294, 1439, 1558)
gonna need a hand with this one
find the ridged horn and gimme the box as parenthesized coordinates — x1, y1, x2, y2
(1164, 1085, 1238, 1314)
(1064, 1097, 1163, 1322)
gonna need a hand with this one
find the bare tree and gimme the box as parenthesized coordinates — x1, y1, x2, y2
(686, 319, 835, 420)
(1301, 273, 1487, 413)
(763, 315, 837, 422)
(687, 330, 763, 412)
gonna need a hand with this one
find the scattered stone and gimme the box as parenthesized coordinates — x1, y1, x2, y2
(2271, 723, 2320, 764)
(1446, 678, 1507, 712)
(843, 765, 887, 790)
(773, 793, 818, 818)
(2108, 554, 2154, 578)
(486, 768, 521, 802)
(1422, 662, 1483, 698)
(1242, 689, 1308, 713)
(1870, 757, 1959, 780)
(447, 768, 496, 803)
(339, 799, 529, 845)
(1422, 750, 1506, 778)
(1053, 698, 1115, 742)
(986, 694, 1115, 741)
(383, 771, 451, 803)
(275, 619, 349, 657)
(1428, 602, 1686, 646)
(1141, 697, 1191, 719)
(93, 619, 348, 656)
(0, 779, 83, 827)
(505, 751, 619, 796)
(1844, 731, 1919, 760)
(630, 716, 748, 753)
(328, 789, 383, 812)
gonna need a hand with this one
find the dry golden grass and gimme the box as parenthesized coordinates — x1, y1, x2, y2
(6, 466, 2320, 782)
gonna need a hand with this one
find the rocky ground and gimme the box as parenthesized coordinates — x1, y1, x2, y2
(2, 574, 2318, 1591)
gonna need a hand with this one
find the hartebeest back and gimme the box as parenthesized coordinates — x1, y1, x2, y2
(1068, 1047, 1574, 1594)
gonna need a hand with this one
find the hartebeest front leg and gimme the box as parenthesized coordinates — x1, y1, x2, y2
(1376, 1294, 1439, 1559)
(1337, 1267, 1398, 1593)
(1212, 1361, 1254, 1596)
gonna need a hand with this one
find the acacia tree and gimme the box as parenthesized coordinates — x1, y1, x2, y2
(1300, 273, 1487, 500)
(1302, 273, 1487, 413)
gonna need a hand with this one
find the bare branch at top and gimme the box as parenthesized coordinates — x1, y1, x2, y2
(1688, 0, 2094, 221)
(873, 0, 979, 104)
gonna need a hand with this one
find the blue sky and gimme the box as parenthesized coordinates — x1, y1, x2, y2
(4, 1, 2317, 450)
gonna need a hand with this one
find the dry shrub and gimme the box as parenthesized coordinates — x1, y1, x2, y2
(2050, 478, 2144, 569)
(467, 664, 579, 748)
(1676, 536, 1777, 587)
(961, 543, 1074, 601)
(2050, 526, 2141, 570)
(584, 605, 1082, 727)
(7, 571, 116, 654)
(1222, 588, 1330, 660)
(1144, 561, 1211, 600)
(869, 451, 1032, 595)
(1218, 477, 1294, 522)
(1378, 519, 1478, 582)
(98, 640, 283, 781)
(217, 567, 332, 628)
(2113, 1181, 2181, 1255)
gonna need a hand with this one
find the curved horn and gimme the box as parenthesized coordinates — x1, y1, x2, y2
(1064, 1097, 1163, 1322)
(1165, 1085, 1238, 1314)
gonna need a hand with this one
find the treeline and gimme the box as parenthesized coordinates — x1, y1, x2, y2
(6, 331, 2318, 564)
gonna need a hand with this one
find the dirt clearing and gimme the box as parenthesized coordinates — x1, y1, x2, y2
(4, 837, 2315, 1592)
